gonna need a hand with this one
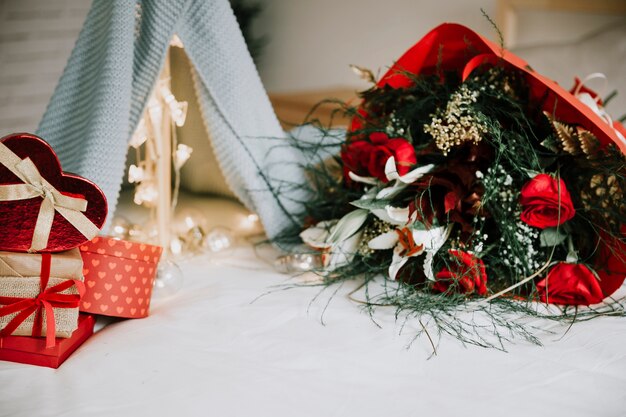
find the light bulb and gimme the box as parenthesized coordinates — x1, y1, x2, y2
(134, 183, 158, 206)
(171, 101, 188, 127)
(275, 253, 322, 274)
(160, 86, 188, 127)
(184, 226, 205, 252)
(172, 209, 207, 235)
(170, 236, 184, 256)
(129, 119, 148, 148)
(202, 227, 234, 255)
(109, 216, 131, 240)
(128, 164, 146, 183)
(244, 213, 259, 227)
(174, 143, 193, 169)
(153, 259, 184, 298)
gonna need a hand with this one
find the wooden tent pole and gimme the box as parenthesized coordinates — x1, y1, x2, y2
(156, 49, 173, 253)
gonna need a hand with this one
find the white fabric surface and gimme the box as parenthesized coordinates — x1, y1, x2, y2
(1, 244, 625, 417)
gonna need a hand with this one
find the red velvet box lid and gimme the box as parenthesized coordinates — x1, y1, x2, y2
(0, 314, 95, 368)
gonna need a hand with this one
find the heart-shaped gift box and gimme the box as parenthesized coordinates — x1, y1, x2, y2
(0, 133, 107, 252)
(349, 23, 626, 299)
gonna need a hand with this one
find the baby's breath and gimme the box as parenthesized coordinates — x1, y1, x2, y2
(423, 84, 489, 155)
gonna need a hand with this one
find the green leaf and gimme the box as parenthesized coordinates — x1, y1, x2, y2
(522, 168, 542, 179)
(327, 209, 369, 244)
(350, 198, 392, 210)
(540, 227, 568, 247)
(540, 136, 560, 153)
(538, 156, 558, 170)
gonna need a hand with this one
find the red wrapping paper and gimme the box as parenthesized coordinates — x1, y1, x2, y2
(351, 23, 626, 154)
(79, 237, 163, 319)
(0, 314, 95, 368)
(349, 23, 626, 299)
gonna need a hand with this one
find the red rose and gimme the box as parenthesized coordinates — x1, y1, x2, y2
(433, 250, 488, 295)
(519, 174, 575, 229)
(341, 132, 416, 182)
(536, 262, 604, 306)
(341, 140, 371, 180)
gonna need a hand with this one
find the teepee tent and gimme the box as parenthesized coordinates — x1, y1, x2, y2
(37, 0, 306, 239)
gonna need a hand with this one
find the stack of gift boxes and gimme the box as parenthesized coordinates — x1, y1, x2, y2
(0, 133, 162, 368)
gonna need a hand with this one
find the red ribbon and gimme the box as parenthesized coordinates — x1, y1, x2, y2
(0, 253, 85, 348)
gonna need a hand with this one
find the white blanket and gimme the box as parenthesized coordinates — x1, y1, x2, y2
(1, 245, 625, 417)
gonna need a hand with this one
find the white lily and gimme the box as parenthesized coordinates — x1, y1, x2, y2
(299, 210, 367, 271)
(348, 156, 434, 190)
(362, 157, 434, 225)
(371, 205, 415, 226)
(368, 224, 452, 281)
(384, 156, 434, 184)
(348, 171, 378, 185)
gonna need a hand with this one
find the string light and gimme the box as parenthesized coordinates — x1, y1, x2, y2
(239, 213, 260, 231)
(169, 236, 184, 256)
(275, 253, 322, 274)
(174, 144, 193, 169)
(133, 183, 158, 206)
(202, 227, 234, 254)
(109, 216, 131, 240)
(153, 259, 184, 298)
(128, 164, 146, 183)
(129, 118, 149, 149)
(122, 35, 245, 298)
(160, 85, 188, 127)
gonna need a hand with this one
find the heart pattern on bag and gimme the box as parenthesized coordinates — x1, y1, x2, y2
(79, 237, 162, 319)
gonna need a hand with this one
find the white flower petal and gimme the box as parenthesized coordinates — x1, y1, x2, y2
(384, 156, 400, 181)
(412, 225, 451, 252)
(423, 252, 436, 281)
(388, 248, 409, 280)
(368, 231, 398, 250)
(327, 209, 369, 245)
(376, 183, 404, 200)
(384, 156, 435, 185)
(372, 208, 399, 225)
(348, 171, 378, 185)
(372, 206, 411, 226)
(386, 205, 411, 224)
(324, 231, 363, 270)
(397, 164, 435, 184)
(300, 220, 336, 249)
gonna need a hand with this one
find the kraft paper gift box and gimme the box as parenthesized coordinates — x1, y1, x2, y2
(0, 249, 84, 347)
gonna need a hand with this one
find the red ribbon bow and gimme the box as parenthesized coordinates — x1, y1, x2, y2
(0, 253, 84, 348)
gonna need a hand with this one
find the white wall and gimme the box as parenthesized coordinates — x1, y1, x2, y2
(254, 1, 625, 113)
(255, 0, 499, 92)
(0, 0, 624, 136)
(0, 0, 91, 134)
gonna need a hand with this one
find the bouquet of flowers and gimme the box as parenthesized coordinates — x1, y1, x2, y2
(287, 23, 626, 347)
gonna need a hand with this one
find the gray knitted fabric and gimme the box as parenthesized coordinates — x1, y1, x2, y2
(37, 0, 305, 238)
